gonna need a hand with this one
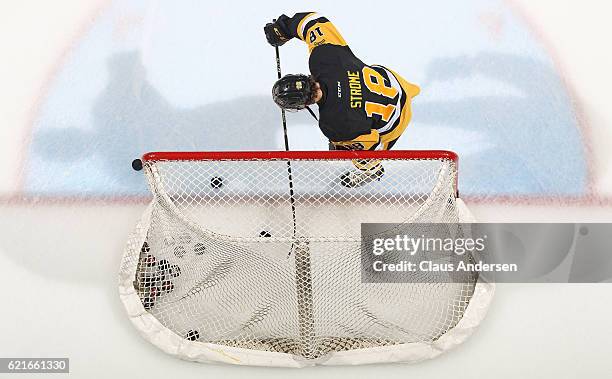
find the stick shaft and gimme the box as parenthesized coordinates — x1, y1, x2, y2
(274, 45, 298, 241)
(274, 44, 316, 357)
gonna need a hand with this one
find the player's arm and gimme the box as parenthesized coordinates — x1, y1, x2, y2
(265, 12, 348, 53)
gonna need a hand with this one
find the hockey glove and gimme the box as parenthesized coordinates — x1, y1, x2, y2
(264, 21, 290, 47)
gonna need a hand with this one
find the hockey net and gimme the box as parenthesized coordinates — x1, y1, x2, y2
(119, 150, 494, 367)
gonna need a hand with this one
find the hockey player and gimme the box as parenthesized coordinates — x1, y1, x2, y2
(264, 12, 420, 188)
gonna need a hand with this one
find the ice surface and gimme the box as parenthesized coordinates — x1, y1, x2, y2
(18, 0, 588, 198)
(0, 0, 611, 378)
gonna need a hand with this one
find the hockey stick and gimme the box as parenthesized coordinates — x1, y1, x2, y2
(274, 43, 316, 358)
(274, 44, 299, 245)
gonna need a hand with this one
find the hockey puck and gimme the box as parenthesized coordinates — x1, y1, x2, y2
(259, 231, 272, 238)
(185, 330, 200, 341)
(158, 259, 171, 272)
(149, 286, 159, 298)
(169, 264, 181, 278)
(174, 245, 187, 258)
(141, 275, 156, 288)
(143, 297, 155, 310)
(194, 243, 206, 255)
(143, 254, 156, 267)
(132, 159, 143, 171)
(140, 241, 150, 253)
(210, 176, 224, 189)
(161, 280, 174, 293)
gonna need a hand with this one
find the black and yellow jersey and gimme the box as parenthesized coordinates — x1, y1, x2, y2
(275, 12, 420, 150)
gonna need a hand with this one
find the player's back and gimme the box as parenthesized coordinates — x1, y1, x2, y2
(310, 45, 410, 143)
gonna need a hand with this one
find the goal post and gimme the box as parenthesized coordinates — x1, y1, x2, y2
(119, 150, 494, 367)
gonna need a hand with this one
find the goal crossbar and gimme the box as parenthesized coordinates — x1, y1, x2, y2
(142, 150, 460, 197)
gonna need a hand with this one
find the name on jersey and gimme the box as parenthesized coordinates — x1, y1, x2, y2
(347, 71, 363, 108)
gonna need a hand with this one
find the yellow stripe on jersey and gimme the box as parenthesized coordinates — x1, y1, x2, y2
(332, 129, 380, 151)
(296, 12, 317, 40)
(299, 18, 348, 52)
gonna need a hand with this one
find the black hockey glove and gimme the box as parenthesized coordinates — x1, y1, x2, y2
(264, 21, 290, 47)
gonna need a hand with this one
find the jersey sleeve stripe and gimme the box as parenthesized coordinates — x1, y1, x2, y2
(302, 17, 331, 39)
(298, 12, 321, 39)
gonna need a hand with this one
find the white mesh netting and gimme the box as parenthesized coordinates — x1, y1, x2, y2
(119, 151, 494, 367)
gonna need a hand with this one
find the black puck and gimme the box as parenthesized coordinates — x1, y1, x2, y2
(141, 275, 155, 288)
(174, 246, 187, 258)
(143, 297, 155, 310)
(169, 264, 181, 278)
(259, 231, 272, 238)
(149, 286, 159, 298)
(210, 176, 224, 189)
(132, 159, 143, 171)
(143, 254, 156, 267)
(194, 243, 206, 255)
(158, 259, 170, 272)
(185, 330, 200, 341)
(161, 280, 174, 293)
(140, 241, 150, 253)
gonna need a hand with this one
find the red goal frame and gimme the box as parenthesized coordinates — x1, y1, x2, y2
(143, 150, 457, 163)
(141, 150, 460, 196)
